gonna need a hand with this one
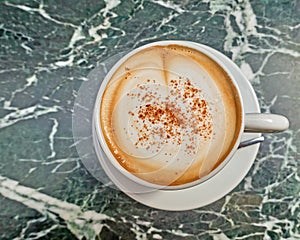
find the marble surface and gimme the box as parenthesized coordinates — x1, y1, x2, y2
(0, 0, 299, 239)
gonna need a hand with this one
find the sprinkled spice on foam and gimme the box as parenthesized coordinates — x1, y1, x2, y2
(127, 77, 212, 155)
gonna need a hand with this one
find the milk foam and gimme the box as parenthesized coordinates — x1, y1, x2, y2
(100, 45, 242, 186)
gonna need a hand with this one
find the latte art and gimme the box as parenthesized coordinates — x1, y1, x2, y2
(100, 44, 242, 186)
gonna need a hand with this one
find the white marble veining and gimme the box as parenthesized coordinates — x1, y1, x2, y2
(0, 0, 299, 239)
(0, 176, 114, 239)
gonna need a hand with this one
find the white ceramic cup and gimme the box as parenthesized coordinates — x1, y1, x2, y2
(93, 40, 289, 191)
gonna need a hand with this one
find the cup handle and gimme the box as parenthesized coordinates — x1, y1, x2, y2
(244, 113, 289, 133)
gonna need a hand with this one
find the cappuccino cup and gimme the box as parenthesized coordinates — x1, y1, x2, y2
(93, 41, 289, 190)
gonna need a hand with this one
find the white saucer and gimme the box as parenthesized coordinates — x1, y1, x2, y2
(73, 44, 261, 211)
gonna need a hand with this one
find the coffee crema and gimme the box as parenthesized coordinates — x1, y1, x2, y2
(100, 44, 242, 186)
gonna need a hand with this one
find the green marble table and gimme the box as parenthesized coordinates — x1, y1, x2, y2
(0, 0, 299, 239)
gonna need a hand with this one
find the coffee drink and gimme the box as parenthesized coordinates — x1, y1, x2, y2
(99, 44, 242, 187)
